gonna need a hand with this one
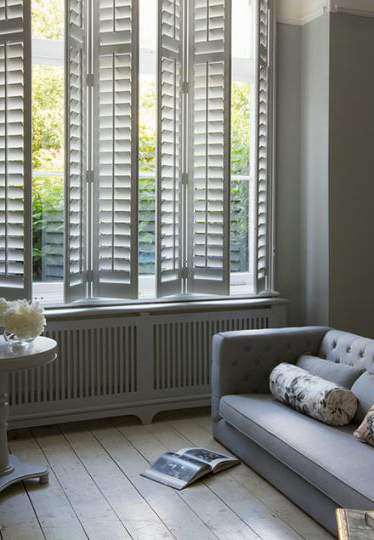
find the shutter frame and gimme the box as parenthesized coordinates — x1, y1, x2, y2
(156, 0, 184, 297)
(92, 0, 139, 299)
(64, 0, 89, 302)
(0, 0, 32, 300)
(187, 0, 231, 296)
(254, 0, 274, 295)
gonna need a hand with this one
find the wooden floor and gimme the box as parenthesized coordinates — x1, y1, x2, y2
(1, 409, 333, 540)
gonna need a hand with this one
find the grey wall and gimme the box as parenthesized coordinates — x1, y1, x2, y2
(275, 23, 303, 325)
(300, 15, 330, 326)
(276, 12, 374, 337)
(276, 17, 330, 326)
(329, 13, 374, 337)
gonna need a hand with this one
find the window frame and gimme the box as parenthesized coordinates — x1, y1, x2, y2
(1, 0, 277, 308)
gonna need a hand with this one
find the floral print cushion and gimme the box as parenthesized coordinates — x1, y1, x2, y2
(269, 363, 358, 426)
(354, 405, 374, 446)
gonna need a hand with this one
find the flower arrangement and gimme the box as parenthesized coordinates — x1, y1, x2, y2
(0, 298, 46, 344)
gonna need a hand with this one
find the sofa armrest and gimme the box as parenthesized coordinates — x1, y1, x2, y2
(211, 326, 329, 422)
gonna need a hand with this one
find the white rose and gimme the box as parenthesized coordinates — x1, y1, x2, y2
(0, 298, 8, 327)
(4, 300, 46, 339)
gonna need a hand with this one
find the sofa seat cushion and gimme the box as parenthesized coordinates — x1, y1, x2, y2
(220, 394, 374, 508)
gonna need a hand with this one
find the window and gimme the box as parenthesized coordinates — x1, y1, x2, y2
(0, 0, 274, 306)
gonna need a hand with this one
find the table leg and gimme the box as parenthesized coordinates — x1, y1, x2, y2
(0, 375, 48, 493)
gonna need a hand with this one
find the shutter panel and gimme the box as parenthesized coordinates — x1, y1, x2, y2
(187, 0, 231, 295)
(65, 0, 88, 302)
(156, 0, 183, 296)
(254, 0, 274, 294)
(92, 0, 139, 299)
(0, 0, 31, 300)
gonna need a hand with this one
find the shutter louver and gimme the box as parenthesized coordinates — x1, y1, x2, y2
(65, 0, 88, 302)
(0, 0, 31, 300)
(156, 0, 183, 296)
(255, 0, 273, 293)
(92, 0, 138, 299)
(187, 0, 231, 295)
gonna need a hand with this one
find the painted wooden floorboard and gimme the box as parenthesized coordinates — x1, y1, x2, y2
(8, 430, 88, 540)
(1, 412, 335, 540)
(32, 426, 131, 540)
(90, 421, 218, 540)
(191, 415, 334, 540)
(167, 416, 333, 540)
(143, 420, 307, 540)
(58, 422, 173, 540)
(115, 421, 260, 540)
(0, 481, 45, 540)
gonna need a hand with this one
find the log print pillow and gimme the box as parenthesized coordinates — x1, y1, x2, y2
(269, 363, 358, 426)
(354, 404, 374, 447)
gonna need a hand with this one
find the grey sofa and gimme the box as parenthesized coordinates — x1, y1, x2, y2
(212, 326, 374, 534)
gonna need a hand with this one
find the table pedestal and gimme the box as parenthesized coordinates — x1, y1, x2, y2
(0, 377, 48, 493)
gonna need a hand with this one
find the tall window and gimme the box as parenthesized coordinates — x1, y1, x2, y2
(0, 0, 274, 306)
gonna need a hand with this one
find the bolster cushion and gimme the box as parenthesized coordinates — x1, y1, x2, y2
(269, 363, 358, 426)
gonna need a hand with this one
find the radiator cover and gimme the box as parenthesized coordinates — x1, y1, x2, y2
(8, 302, 286, 428)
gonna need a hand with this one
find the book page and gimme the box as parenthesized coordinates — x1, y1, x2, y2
(178, 448, 239, 472)
(141, 452, 209, 490)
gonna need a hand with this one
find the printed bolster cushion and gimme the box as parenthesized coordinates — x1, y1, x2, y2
(269, 363, 358, 426)
(354, 404, 374, 447)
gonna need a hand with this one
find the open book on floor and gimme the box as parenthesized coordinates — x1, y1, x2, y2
(141, 448, 240, 490)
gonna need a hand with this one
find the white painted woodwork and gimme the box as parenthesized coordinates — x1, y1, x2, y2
(0, 337, 57, 494)
(8, 303, 286, 428)
(0, 0, 32, 301)
(92, 0, 139, 300)
(331, 0, 374, 16)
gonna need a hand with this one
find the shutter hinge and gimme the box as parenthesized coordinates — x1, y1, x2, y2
(86, 269, 94, 282)
(180, 267, 190, 280)
(87, 73, 94, 87)
(86, 170, 94, 184)
(182, 81, 189, 94)
(181, 172, 188, 185)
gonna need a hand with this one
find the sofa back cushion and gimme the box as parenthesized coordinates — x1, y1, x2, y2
(351, 371, 374, 423)
(318, 330, 374, 374)
(296, 355, 365, 388)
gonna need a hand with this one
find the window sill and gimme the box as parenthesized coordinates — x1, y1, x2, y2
(45, 295, 288, 322)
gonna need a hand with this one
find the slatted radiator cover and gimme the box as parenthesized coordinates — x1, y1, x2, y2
(8, 303, 286, 427)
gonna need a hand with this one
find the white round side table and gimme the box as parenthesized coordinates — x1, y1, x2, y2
(0, 336, 57, 493)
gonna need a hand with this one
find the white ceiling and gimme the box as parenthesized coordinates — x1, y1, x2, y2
(277, 0, 374, 25)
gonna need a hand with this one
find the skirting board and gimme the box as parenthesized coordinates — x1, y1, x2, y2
(8, 395, 211, 429)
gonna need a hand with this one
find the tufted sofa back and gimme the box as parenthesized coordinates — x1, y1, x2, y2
(319, 330, 374, 375)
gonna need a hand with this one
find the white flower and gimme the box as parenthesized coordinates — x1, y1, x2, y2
(0, 298, 8, 327)
(4, 300, 46, 339)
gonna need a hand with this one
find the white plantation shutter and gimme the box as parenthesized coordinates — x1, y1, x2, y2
(156, 0, 183, 296)
(187, 0, 231, 295)
(0, 0, 31, 300)
(65, 0, 88, 302)
(92, 0, 138, 299)
(254, 0, 274, 293)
